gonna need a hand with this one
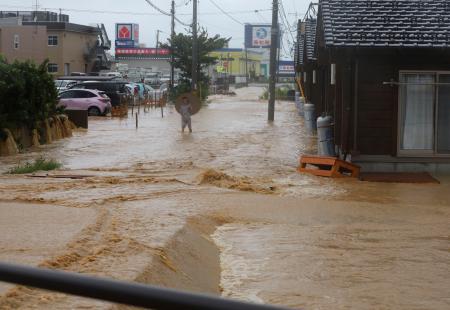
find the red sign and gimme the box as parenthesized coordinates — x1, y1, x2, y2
(116, 48, 171, 56)
(118, 25, 132, 39)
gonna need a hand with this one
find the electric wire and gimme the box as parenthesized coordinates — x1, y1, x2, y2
(143, 0, 191, 26)
(207, 0, 244, 25)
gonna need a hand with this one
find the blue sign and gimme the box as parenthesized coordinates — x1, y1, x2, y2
(278, 60, 295, 76)
(115, 40, 135, 48)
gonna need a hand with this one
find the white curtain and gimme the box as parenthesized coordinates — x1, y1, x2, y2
(401, 74, 434, 151)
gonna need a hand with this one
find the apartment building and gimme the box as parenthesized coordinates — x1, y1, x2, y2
(0, 11, 111, 76)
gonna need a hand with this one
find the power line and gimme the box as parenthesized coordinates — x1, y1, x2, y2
(0, 3, 270, 18)
(255, 10, 269, 23)
(144, 0, 191, 26)
(207, 0, 244, 26)
(279, 0, 296, 42)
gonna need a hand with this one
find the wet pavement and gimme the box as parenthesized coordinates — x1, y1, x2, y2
(0, 87, 449, 309)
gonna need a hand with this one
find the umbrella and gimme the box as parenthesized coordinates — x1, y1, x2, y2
(175, 92, 202, 116)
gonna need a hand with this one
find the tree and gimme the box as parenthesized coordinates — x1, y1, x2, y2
(161, 29, 229, 99)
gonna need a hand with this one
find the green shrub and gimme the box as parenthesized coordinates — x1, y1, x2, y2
(0, 58, 61, 131)
(170, 80, 209, 103)
(259, 85, 294, 100)
(7, 158, 62, 174)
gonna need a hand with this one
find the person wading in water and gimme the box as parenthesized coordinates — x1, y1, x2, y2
(180, 96, 193, 133)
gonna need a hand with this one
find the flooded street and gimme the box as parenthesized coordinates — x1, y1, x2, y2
(0, 87, 449, 309)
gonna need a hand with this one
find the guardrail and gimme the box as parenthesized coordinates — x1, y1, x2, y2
(0, 262, 289, 310)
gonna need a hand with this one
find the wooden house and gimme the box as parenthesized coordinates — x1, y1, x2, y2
(298, 0, 450, 171)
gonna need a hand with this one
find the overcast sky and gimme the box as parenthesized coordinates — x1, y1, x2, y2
(1, 0, 311, 59)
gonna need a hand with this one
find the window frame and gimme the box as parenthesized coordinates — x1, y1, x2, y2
(48, 35, 58, 46)
(397, 70, 450, 158)
(13, 34, 19, 49)
(47, 63, 59, 73)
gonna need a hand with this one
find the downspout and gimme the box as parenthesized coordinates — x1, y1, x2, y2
(352, 58, 359, 155)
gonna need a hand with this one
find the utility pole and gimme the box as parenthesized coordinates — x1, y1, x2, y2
(244, 45, 249, 87)
(268, 0, 279, 122)
(156, 30, 161, 56)
(170, 0, 175, 91)
(191, 0, 198, 91)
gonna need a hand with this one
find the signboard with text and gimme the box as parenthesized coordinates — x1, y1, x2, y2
(115, 40, 136, 48)
(245, 24, 280, 49)
(278, 60, 295, 76)
(115, 48, 171, 56)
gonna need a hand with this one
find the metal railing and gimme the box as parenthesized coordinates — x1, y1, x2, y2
(0, 262, 288, 310)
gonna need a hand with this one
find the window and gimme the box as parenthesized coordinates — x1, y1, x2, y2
(48, 35, 58, 46)
(86, 92, 98, 98)
(59, 91, 75, 99)
(71, 90, 98, 98)
(13, 34, 19, 49)
(48, 63, 58, 73)
(399, 71, 450, 156)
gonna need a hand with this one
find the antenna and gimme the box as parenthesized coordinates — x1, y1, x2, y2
(33, 0, 39, 22)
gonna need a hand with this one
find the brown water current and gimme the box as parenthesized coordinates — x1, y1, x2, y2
(0, 87, 449, 309)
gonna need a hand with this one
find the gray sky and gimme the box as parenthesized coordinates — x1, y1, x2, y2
(1, 0, 311, 59)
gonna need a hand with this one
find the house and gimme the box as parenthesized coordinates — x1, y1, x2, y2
(298, 0, 450, 171)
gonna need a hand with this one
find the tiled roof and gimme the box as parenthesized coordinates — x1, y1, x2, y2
(321, 0, 450, 47)
(305, 19, 317, 59)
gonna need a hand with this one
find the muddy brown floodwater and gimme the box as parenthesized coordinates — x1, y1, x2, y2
(0, 87, 449, 309)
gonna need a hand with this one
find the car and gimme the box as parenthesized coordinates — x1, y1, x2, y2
(54, 80, 78, 93)
(69, 81, 128, 107)
(100, 72, 122, 78)
(144, 84, 167, 100)
(70, 72, 87, 76)
(58, 89, 111, 116)
(144, 73, 160, 86)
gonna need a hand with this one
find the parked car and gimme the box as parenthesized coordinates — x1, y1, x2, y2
(58, 89, 111, 116)
(143, 73, 160, 86)
(69, 81, 128, 107)
(100, 71, 122, 78)
(70, 72, 87, 76)
(144, 84, 167, 100)
(54, 80, 78, 93)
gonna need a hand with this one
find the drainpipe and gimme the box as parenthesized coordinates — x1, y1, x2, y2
(352, 58, 359, 154)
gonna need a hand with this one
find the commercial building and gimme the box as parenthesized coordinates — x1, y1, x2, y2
(0, 11, 111, 76)
(209, 48, 263, 82)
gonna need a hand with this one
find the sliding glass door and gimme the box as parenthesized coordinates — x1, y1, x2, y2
(399, 72, 450, 156)
(399, 73, 434, 154)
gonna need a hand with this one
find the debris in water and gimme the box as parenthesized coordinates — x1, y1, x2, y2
(197, 169, 276, 194)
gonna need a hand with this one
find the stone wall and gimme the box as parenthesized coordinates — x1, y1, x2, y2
(0, 115, 74, 156)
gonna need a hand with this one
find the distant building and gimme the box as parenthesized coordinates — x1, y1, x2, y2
(209, 48, 264, 83)
(0, 11, 111, 76)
